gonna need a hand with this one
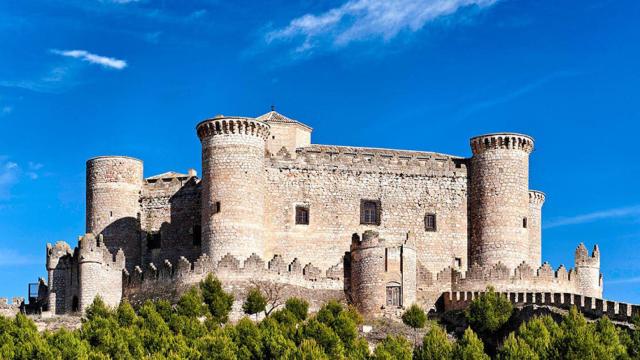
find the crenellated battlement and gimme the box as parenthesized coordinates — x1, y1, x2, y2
(78, 233, 125, 269)
(442, 290, 640, 323)
(470, 133, 534, 155)
(271, 144, 467, 176)
(575, 243, 600, 267)
(196, 116, 270, 141)
(529, 190, 546, 206)
(46, 241, 74, 270)
(123, 252, 344, 295)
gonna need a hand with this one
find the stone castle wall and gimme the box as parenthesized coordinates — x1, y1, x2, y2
(265, 145, 468, 273)
(140, 175, 201, 265)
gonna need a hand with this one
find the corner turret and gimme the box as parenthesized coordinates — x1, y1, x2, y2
(528, 190, 546, 266)
(574, 243, 602, 298)
(78, 233, 125, 312)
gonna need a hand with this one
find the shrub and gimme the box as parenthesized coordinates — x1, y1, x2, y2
(242, 288, 267, 318)
(415, 323, 453, 360)
(465, 287, 513, 334)
(200, 274, 234, 325)
(285, 297, 309, 321)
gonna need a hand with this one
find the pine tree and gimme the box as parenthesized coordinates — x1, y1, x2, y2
(242, 288, 267, 319)
(453, 328, 490, 360)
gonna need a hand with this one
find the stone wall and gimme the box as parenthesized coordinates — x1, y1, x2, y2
(140, 175, 201, 265)
(528, 191, 545, 267)
(77, 234, 125, 312)
(442, 291, 640, 323)
(265, 145, 468, 274)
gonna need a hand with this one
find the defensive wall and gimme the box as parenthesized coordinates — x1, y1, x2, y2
(442, 290, 640, 323)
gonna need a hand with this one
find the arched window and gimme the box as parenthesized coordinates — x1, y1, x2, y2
(386, 282, 402, 307)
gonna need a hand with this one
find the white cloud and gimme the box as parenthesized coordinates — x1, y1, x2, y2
(544, 205, 640, 229)
(266, 0, 499, 53)
(0, 66, 79, 94)
(51, 49, 127, 70)
(0, 158, 20, 200)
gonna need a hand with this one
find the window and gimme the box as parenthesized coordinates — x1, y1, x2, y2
(360, 200, 381, 225)
(386, 283, 402, 307)
(213, 201, 221, 214)
(147, 232, 161, 250)
(523, 217, 528, 228)
(192, 225, 202, 246)
(455, 257, 462, 268)
(295, 206, 309, 225)
(425, 213, 437, 231)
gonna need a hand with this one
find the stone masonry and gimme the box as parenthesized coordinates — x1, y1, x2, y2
(41, 110, 605, 317)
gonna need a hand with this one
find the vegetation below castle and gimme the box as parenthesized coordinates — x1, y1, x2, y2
(1, 278, 638, 359)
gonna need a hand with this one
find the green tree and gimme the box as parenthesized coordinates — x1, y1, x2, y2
(200, 274, 234, 325)
(453, 328, 490, 360)
(303, 319, 345, 359)
(197, 330, 238, 360)
(176, 287, 207, 318)
(228, 317, 263, 360)
(295, 339, 330, 360)
(402, 304, 427, 345)
(516, 316, 556, 359)
(84, 296, 112, 321)
(498, 333, 539, 360)
(595, 316, 628, 360)
(465, 287, 513, 335)
(285, 297, 309, 321)
(115, 300, 137, 327)
(242, 288, 267, 319)
(373, 335, 413, 360)
(415, 323, 453, 360)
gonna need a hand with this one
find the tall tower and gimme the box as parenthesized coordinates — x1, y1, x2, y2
(469, 133, 534, 270)
(86, 156, 143, 271)
(197, 115, 270, 262)
(575, 243, 603, 298)
(528, 190, 546, 266)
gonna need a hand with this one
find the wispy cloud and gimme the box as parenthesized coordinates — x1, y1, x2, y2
(51, 49, 127, 70)
(0, 157, 20, 200)
(0, 66, 78, 94)
(458, 71, 579, 119)
(0, 157, 45, 199)
(0, 249, 40, 267)
(265, 0, 499, 54)
(1, 106, 12, 116)
(544, 205, 640, 229)
(606, 276, 640, 285)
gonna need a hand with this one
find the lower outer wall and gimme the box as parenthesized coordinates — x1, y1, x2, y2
(79, 263, 122, 311)
(124, 275, 345, 321)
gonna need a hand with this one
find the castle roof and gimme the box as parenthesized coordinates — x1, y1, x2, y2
(146, 171, 192, 182)
(257, 110, 312, 131)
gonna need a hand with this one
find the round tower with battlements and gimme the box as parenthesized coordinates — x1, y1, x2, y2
(575, 243, 603, 298)
(197, 115, 270, 262)
(349, 231, 417, 317)
(469, 133, 534, 271)
(528, 190, 546, 266)
(86, 156, 143, 271)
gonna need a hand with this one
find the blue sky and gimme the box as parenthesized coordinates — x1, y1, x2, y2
(1, 0, 639, 302)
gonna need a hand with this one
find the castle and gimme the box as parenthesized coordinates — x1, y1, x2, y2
(41, 110, 604, 318)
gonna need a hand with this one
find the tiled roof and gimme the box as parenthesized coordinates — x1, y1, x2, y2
(257, 110, 312, 130)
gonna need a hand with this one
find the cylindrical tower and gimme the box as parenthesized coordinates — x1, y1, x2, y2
(469, 133, 534, 271)
(197, 115, 270, 262)
(528, 190, 546, 267)
(350, 231, 387, 317)
(575, 243, 603, 298)
(77, 234, 104, 312)
(86, 156, 143, 271)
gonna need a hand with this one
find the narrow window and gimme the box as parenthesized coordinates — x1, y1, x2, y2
(523, 217, 528, 228)
(386, 283, 402, 307)
(295, 206, 309, 225)
(192, 225, 202, 246)
(147, 232, 161, 250)
(425, 213, 437, 231)
(360, 200, 380, 225)
(455, 257, 462, 268)
(213, 201, 221, 214)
